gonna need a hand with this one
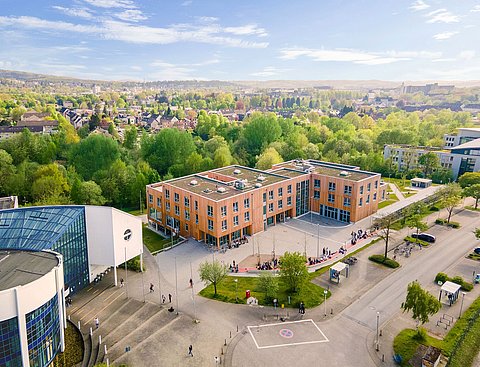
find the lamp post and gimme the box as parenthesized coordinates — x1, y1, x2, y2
(459, 292, 466, 319)
(234, 279, 238, 303)
(375, 311, 380, 350)
(323, 289, 328, 317)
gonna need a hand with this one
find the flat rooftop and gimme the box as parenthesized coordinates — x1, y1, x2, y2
(164, 166, 293, 201)
(0, 250, 59, 291)
(273, 160, 378, 181)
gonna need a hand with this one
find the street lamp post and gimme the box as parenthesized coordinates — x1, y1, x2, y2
(459, 292, 466, 319)
(375, 312, 380, 350)
(323, 289, 328, 317)
(234, 279, 238, 303)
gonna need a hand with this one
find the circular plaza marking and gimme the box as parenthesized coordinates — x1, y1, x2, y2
(279, 329, 294, 338)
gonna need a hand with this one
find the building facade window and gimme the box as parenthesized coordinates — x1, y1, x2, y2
(185, 223, 189, 231)
(195, 214, 199, 224)
(157, 198, 161, 208)
(221, 219, 227, 231)
(314, 179, 321, 188)
(174, 193, 179, 202)
(221, 205, 227, 217)
(208, 219, 214, 231)
(244, 212, 250, 222)
(278, 200, 283, 209)
(328, 182, 336, 191)
(366, 195, 370, 204)
(359, 198, 363, 206)
(185, 210, 190, 220)
(367, 183, 371, 192)
(360, 186, 364, 194)
(174, 205, 180, 216)
(233, 202, 239, 212)
(375, 180, 378, 189)
(287, 185, 292, 194)
(207, 205, 213, 217)
(184, 197, 190, 208)
(268, 203, 274, 212)
(344, 185, 352, 195)
(287, 196, 292, 206)
(194, 200, 198, 211)
(165, 202, 170, 212)
(0, 317, 21, 367)
(263, 193, 267, 203)
(165, 189, 170, 199)
(268, 190, 274, 200)
(148, 194, 153, 203)
(328, 193, 335, 203)
(244, 198, 250, 208)
(373, 193, 377, 201)
(233, 216, 239, 226)
(314, 190, 320, 199)
(343, 197, 351, 207)
(278, 187, 283, 197)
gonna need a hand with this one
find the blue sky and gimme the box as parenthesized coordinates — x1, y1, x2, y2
(0, 0, 479, 81)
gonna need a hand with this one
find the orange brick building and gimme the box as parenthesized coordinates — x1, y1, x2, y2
(146, 160, 387, 248)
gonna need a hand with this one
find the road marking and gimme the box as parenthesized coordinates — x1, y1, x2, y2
(247, 319, 329, 349)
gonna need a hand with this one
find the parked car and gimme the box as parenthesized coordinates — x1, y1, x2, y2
(411, 233, 436, 243)
(474, 248, 480, 255)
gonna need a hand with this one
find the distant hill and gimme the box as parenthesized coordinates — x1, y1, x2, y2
(1, 69, 480, 90)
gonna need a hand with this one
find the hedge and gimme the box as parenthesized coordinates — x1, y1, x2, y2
(435, 218, 461, 228)
(404, 236, 430, 247)
(368, 254, 400, 268)
(434, 272, 473, 292)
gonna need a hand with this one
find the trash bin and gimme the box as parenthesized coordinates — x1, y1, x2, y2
(246, 290, 250, 299)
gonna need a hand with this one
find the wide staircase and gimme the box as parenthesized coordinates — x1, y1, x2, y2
(67, 275, 179, 367)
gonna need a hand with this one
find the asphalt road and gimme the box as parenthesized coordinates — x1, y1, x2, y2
(341, 209, 479, 331)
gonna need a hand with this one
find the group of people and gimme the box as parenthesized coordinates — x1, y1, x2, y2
(229, 260, 239, 273)
(257, 258, 278, 270)
(227, 236, 249, 249)
(351, 228, 369, 245)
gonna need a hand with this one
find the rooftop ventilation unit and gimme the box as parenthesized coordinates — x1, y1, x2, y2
(255, 183, 262, 188)
(203, 188, 212, 194)
(190, 179, 198, 186)
(257, 175, 266, 182)
(339, 171, 349, 177)
(217, 187, 226, 193)
(234, 180, 246, 189)
(233, 169, 241, 175)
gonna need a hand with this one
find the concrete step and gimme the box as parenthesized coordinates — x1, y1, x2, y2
(80, 294, 127, 332)
(103, 301, 163, 348)
(96, 298, 144, 337)
(109, 311, 180, 364)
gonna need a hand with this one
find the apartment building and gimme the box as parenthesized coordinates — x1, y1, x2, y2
(146, 160, 386, 248)
(384, 128, 480, 179)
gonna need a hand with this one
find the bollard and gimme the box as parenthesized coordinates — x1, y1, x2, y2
(237, 325, 238, 332)
(106, 358, 109, 367)
(331, 308, 333, 315)
(375, 343, 379, 352)
(77, 320, 81, 331)
(104, 344, 108, 355)
(99, 335, 102, 345)
(224, 339, 227, 346)
(382, 354, 385, 362)
(379, 329, 382, 337)
(68, 315, 71, 321)
(221, 347, 223, 355)
(230, 331, 231, 338)
(89, 327, 93, 336)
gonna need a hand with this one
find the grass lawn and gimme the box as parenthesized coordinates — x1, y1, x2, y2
(378, 199, 397, 209)
(122, 207, 144, 216)
(199, 274, 329, 309)
(56, 322, 84, 367)
(142, 224, 175, 253)
(402, 191, 416, 198)
(393, 329, 443, 367)
(465, 206, 480, 212)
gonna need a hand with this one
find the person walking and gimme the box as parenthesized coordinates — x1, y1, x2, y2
(94, 317, 99, 329)
(168, 293, 172, 303)
(149, 283, 154, 293)
(189, 278, 193, 288)
(188, 345, 193, 357)
(120, 278, 124, 287)
(162, 295, 166, 303)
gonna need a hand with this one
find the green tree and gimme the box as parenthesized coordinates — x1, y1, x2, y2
(406, 214, 428, 243)
(199, 260, 228, 296)
(255, 147, 283, 170)
(439, 183, 463, 223)
(69, 134, 120, 180)
(10, 106, 26, 122)
(374, 215, 395, 262)
(123, 126, 138, 150)
(463, 184, 480, 209)
(401, 281, 441, 325)
(279, 252, 308, 293)
(475, 228, 480, 240)
(242, 112, 282, 157)
(0, 149, 15, 196)
(31, 163, 70, 203)
(418, 152, 440, 177)
(258, 271, 279, 302)
(71, 180, 106, 205)
(213, 146, 233, 168)
(458, 172, 480, 188)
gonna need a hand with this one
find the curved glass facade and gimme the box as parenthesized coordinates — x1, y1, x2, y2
(0, 317, 22, 367)
(0, 206, 89, 293)
(26, 295, 60, 367)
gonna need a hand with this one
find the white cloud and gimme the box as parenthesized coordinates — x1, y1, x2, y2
(0, 16, 268, 49)
(224, 24, 268, 37)
(114, 9, 147, 22)
(251, 66, 288, 77)
(82, 0, 135, 9)
(182, 0, 192, 5)
(52, 6, 93, 19)
(130, 65, 142, 71)
(425, 9, 460, 23)
(149, 60, 204, 80)
(409, 1, 430, 11)
(459, 50, 475, 60)
(433, 31, 458, 40)
(279, 48, 410, 64)
(471, 5, 480, 12)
